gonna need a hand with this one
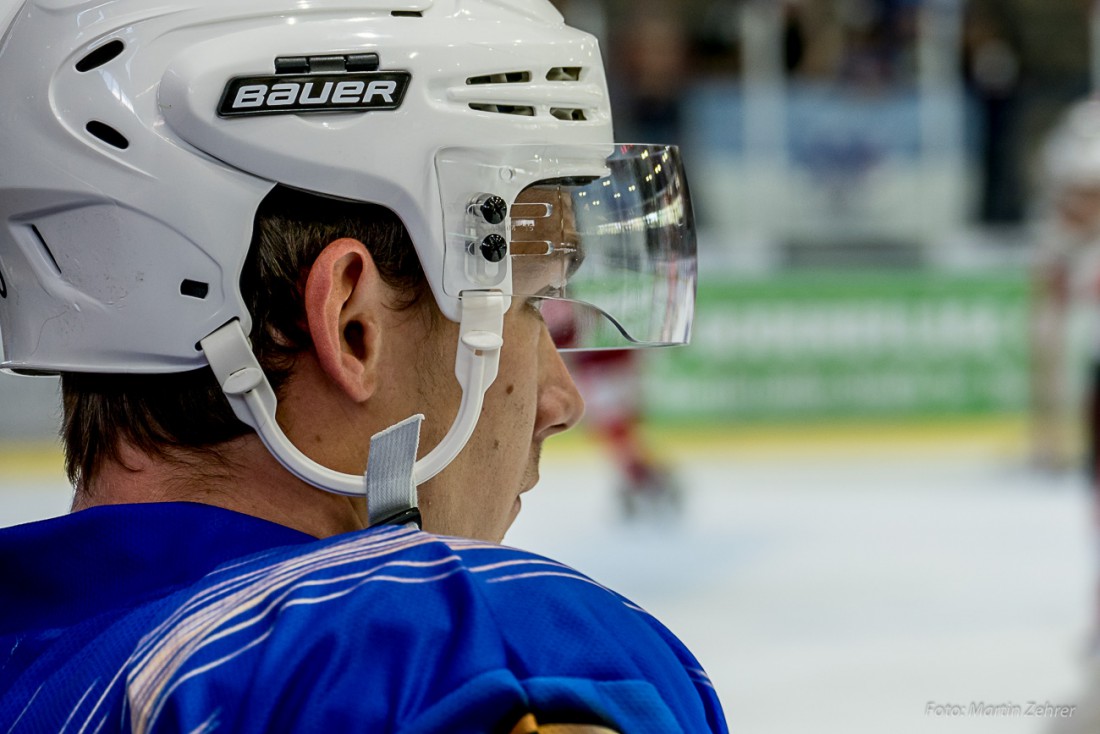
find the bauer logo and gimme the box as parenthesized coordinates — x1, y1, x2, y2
(217, 72, 411, 117)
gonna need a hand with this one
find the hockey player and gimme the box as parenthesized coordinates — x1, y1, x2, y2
(569, 347, 683, 518)
(1031, 97, 1100, 477)
(1041, 98, 1100, 734)
(0, 1, 722, 732)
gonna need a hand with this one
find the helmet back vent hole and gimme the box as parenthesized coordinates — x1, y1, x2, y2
(551, 107, 588, 121)
(469, 103, 535, 116)
(85, 121, 129, 150)
(466, 71, 531, 85)
(180, 280, 210, 300)
(29, 225, 61, 276)
(546, 67, 583, 82)
(75, 40, 125, 72)
(391, 10, 422, 17)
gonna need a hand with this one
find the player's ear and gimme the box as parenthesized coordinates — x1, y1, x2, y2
(304, 238, 385, 403)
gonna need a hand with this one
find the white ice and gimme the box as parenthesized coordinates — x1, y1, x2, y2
(507, 450, 1094, 734)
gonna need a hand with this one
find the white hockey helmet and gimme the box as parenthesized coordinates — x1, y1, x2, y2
(1044, 98, 1100, 190)
(1041, 97, 1100, 242)
(0, 0, 697, 505)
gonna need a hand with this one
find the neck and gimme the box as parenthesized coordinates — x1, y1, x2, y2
(72, 436, 368, 539)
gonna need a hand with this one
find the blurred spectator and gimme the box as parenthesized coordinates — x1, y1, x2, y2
(967, 0, 1090, 224)
(784, 0, 919, 87)
(964, 1, 1025, 223)
(608, 2, 691, 143)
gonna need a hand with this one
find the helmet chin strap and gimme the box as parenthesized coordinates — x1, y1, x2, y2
(412, 291, 504, 483)
(200, 290, 505, 525)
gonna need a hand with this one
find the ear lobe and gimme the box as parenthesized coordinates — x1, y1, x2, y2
(304, 238, 384, 403)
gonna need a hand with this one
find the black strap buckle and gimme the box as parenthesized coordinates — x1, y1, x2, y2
(374, 507, 422, 529)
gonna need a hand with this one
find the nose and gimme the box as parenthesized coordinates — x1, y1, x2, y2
(534, 326, 584, 440)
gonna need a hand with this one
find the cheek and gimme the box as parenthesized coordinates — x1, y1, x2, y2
(502, 315, 542, 388)
(492, 367, 537, 436)
(488, 315, 543, 438)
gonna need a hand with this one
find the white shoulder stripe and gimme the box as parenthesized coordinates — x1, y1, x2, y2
(57, 678, 98, 734)
(72, 528, 650, 734)
(468, 558, 573, 574)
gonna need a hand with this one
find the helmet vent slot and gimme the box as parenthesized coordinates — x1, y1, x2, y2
(469, 103, 536, 116)
(29, 225, 61, 276)
(85, 121, 130, 150)
(391, 10, 423, 17)
(75, 40, 125, 72)
(0, 268, 7, 299)
(546, 67, 583, 82)
(550, 107, 588, 121)
(466, 71, 532, 86)
(180, 280, 210, 300)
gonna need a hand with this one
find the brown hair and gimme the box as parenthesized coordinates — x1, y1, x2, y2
(60, 185, 428, 490)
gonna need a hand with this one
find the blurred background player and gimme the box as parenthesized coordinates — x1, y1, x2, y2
(1042, 98, 1100, 734)
(572, 348, 683, 519)
(567, 345, 683, 519)
(1031, 97, 1100, 479)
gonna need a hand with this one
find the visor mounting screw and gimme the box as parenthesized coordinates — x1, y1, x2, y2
(478, 195, 509, 225)
(480, 234, 508, 263)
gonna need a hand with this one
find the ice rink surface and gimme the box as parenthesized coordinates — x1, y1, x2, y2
(2, 436, 1097, 734)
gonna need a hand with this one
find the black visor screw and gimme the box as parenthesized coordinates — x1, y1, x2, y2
(477, 195, 509, 225)
(480, 234, 508, 263)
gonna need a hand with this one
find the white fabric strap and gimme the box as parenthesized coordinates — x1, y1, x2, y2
(366, 414, 424, 526)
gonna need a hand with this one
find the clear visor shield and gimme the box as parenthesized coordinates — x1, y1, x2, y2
(437, 144, 696, 350)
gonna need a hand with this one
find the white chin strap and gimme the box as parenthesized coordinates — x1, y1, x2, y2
(200, 290, 505, 527)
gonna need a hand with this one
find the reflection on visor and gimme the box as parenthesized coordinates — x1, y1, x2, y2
(510, 187, 584, 298)
(437, 143, 696, 350)
(510, 145, 696, 350)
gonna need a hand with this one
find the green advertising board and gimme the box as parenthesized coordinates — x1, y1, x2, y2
(643, 270, 1031, 423)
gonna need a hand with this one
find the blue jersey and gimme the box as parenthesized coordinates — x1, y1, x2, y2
(0, 503, 727, 733)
